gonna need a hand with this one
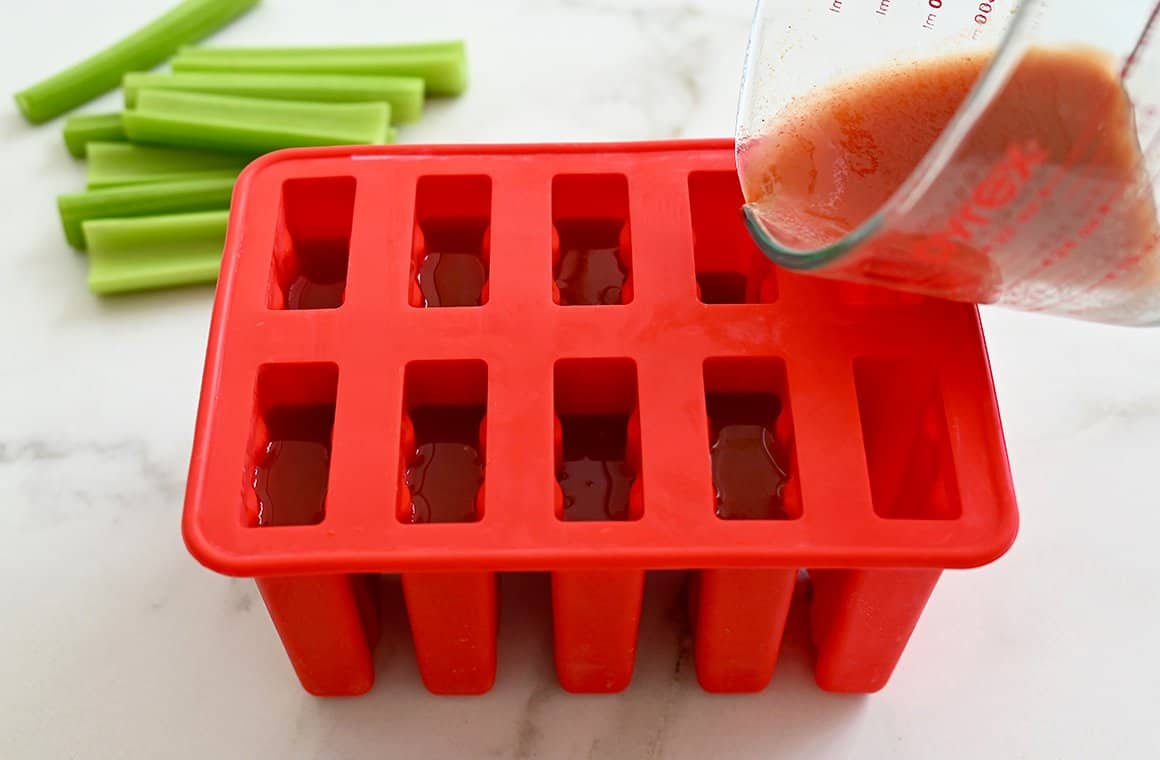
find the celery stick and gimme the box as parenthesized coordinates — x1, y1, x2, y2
(13, 0, 260, 124)
(170, 40, 468, 96)
(123, 91, 390, 154)
(63, 113, 126, 158)
(58, 177, 235, 250)
(86, 142, 248, 189)
(124, 72, 424, 122)
(85, 210, 228, 295)
(180, 40, 464, 57)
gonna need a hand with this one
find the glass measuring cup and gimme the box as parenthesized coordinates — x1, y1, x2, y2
(737, 0, 1160, 325)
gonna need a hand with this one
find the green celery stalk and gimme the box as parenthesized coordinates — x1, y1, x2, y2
(178, 40, 464, 57)
(123, 71, 424, 122)
(58, 177, 235, 250)
(63, 113, 127, 158)
(86, 142, 248, 189)
(123, 90, 390, 154)
(14, 0, 260, 124)
(85, 210, 229, 295)
(170, 40, 468, 96)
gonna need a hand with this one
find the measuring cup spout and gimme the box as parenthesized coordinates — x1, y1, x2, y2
(741, 201, 870, 274)
(741, 203, 781, 263)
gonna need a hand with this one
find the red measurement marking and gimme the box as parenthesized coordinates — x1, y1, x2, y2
(924, 0, 941, 29)
(974, 1, 995, 27)
(1030, 110, 1153, 275)
(912, 141, 1048, 262)
(1073, 133, 1160, 291)
(969, 72, 1127, 261)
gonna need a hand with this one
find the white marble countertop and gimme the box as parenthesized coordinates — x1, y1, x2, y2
(2, 1, 1159, 758)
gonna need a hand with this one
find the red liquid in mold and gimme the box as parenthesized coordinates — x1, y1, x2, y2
(707, 393, 791, 520)
(697, 271, 749, 304)
(252, 404, 334, 526)
(405, 405, 485, 523)
(286, 242, 347, 309)
(418, 253, 486, 307)
(558, 414, 636, 521)
(418, 219, 488, 307)
(287, 278, 345, 309)
(555, 219, 628, 305)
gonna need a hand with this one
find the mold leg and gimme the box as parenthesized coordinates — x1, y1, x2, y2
(256, 574, 377, 696)
(402, 571, 498, 694)
(693, 568, 796, 692)
(809, 568, 941, 692)
(552, 569, 645, 692)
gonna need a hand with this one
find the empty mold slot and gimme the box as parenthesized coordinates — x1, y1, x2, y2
(688, 172, 777, 304)
(853, 358, 962, 520)
(269, 176, 356, 310)
(553, 358, 643, 521)
(245, 363, 339, 526)
(703, 357, 800, 520)
(399, 360, 488, 523)
(410, 175, 492, 307)
(552, 175, 633, 305)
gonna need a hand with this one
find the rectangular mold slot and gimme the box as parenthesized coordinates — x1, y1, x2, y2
(245, 363, 339, 526)
(553, 358, 643, 521)
(703, 357, 799, 520)
(853, 358, 962, 520)
(689, 171, 777, 304)
(552, 174, 633, 305)
(269, 176, 356, 310)
(398, 360, 488, 523)
(410, 175, 492, 307)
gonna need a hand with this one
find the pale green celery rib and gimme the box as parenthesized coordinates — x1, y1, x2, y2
(170, 40, 467, 96)
(13, 0, 260, 124)
(85, 210, 229, 295)
(181, 40, 463, 57)
(123, 71, 424, 122)
(86, 142, 249, 189)
(63, 113, 126, 158)
(123, 90, 390, 155)
(58, 177, 235, 250)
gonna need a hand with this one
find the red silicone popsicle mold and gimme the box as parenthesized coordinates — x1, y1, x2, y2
(183, 139, 1018, 697)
